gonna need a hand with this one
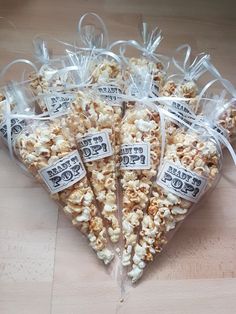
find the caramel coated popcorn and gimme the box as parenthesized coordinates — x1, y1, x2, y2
(14, 118, 114, 264)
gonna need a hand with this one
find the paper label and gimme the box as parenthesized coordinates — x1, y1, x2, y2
(0, 118, 27, 142)
(39, 151, 86, 194)
(96, 85, 123, 106)
(168, 101, 194, 125)
(156, 160, 208, 203)
(120, 143, 151, 170)
(78, 131, 113, 162)
(128, 82, 159, 98)
(45, 93, 75, 115)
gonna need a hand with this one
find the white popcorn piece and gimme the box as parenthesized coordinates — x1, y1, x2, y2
(14, 118, 114, 264)
(128, 265, 144, 283)
(97, 248, 115, 265)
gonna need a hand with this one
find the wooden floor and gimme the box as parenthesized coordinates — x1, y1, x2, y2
(0, 0, 236, 313)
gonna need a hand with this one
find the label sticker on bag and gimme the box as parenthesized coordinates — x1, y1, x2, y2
(39, 150, 86, 194)
(96, 85, 123, 106)
(78, 131, 113, 162)
(156, 161, 208, 203)
(45, 93, 75, 115)
(168, 102, 194, 125)
(120, 143, 151, 170)
(0, 118, 27, 142)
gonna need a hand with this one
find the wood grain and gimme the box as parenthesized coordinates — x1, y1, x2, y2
(1, 1, 236, 313)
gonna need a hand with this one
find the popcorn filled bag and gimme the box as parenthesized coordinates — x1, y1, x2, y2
(64, 88, 121, 244)
(47, 50, 122, 245)
(119, 69, 165, 269)
(1, 82, 115, 265)
(127, 105, 236, 283)
(4, 49, 123, 246)
(120, 103, 162, 268)
(1, 75, 114, 264)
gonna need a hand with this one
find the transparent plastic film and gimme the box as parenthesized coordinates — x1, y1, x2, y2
(118, 69, 164, 299)
(77, 13, 125, 171)
(78, 12, 109, 51)
(119, 21, 169, 95)
(200, 61, 236, 143)
(126, 101, 236, 284)
(193, 77, 235, 143)
(128, 122, 223, 283)
(0, 80, 36, 149)
(120, 103, 162, 268)
(10, 114, 115, 265)
(161, 44, 210, 113)
(65, 89, 121, 247)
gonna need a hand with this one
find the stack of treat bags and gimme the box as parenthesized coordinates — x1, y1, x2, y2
(0, 13, 236, 290)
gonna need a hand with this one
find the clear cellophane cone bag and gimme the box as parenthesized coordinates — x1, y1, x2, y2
(1, 79, 116, 265)
(13, 115, 116, 265)
(29, 49, 123, 248)
(128, 119, 223, 283)
(118, 68, 164, 298)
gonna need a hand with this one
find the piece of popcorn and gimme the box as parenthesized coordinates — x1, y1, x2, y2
(129, 128, 221, 282)
(14, 118, 114, 264)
